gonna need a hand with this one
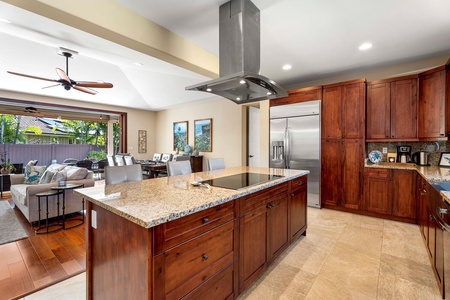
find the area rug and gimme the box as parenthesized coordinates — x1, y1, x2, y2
(0, 200, 28, 245)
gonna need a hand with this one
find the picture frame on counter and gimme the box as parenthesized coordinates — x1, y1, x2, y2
(194, 118, 212, 152)
(438, 152, 450, 167)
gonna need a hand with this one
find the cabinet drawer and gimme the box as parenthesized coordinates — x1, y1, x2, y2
(182, 263, 235, 300)
(241, 182, 288, 214)
(366, 168, 390, 178)
(156, 220, 236, 300)
(154, 201, 235, 253)
(291, 175, 307, 191)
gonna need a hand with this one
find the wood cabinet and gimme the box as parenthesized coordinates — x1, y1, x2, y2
(270, 86, 323, 107)
(322, 79, 365, 139)
(239, 182, 289, 292)
(190, 155, 203, 172)
(392, 170, 417, 219)
(366, 76, 418, 141)
(321, 139, 363, 209)
(418, 66, 447, 139)
(364, 169, 392, 215)
(363, 169, 416, 221)
(290, 176, 307, 240)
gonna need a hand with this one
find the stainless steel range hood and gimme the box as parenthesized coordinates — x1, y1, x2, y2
(186, 0, 287, 104)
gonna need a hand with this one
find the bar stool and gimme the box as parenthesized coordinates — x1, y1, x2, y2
(35, 190, 64, 234)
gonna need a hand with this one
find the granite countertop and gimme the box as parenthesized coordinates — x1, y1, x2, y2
(74, 166, 309, 229)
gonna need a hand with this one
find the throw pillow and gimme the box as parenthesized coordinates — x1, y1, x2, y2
(47, 163, 67, 172)
(51, 169, 67, 182)
(64, 166, 88, 180)
(26, 160, 38, 166)
(24, 165, 47, 185)
(39, 169, 57, 184)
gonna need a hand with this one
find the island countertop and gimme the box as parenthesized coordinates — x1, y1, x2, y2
(74, 166, 309, 229)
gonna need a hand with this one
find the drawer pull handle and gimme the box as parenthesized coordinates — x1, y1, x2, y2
(291, 193, 295, 197)
(203, 254, 209, 260)
(203, 218, 209, 223)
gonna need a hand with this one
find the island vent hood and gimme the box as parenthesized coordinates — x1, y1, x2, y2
(186, 0, 287, 104)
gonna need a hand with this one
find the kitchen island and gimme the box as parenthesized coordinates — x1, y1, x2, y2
(75, 166, 309, 300)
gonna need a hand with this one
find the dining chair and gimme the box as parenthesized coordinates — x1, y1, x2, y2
(107, 155, 115, 167)
(124, 156, 134, 165)
(161, 153, 172, 163)
(152, 153, 162, 162)
(207, 158, 225, 171)
(115, 155, 125, 166)
(167, 161, 192, 176)
(104, 164, 143, 185)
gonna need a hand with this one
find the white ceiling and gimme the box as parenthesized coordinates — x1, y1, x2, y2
(0, 0, 449, 112)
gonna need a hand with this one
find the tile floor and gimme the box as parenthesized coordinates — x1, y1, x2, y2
(21, 208, 441, 300)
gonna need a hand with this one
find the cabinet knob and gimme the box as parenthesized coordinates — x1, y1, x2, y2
(203, 254, 209, 260)
(203, 218, 209, 223)
(291, 193, 295, 197)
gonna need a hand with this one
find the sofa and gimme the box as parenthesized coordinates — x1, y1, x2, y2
(10, 164, 95, 224)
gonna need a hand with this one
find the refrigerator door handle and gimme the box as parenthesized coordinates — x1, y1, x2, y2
(285, 127, 290, 169)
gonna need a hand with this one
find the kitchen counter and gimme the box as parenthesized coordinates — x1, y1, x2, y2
(365, 161, 450, 205)
(75, 166, 308, 228)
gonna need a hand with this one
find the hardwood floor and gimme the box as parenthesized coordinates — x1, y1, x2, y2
(0, 194, 86, 300)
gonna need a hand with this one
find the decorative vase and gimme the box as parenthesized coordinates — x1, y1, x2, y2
(1, 167, 11, 175)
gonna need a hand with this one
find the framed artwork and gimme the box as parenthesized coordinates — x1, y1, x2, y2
(138, 130, 147, 153)
(439, 152, 450, 167)
(173, 121, 188, 151)
(194, 118, 212, 152)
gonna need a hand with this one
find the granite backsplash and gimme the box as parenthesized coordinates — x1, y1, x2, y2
(367, 141, 448, 166)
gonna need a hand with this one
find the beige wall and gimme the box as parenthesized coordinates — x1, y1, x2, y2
(0, 90, 157, 159)
(155, 97, 243, 170)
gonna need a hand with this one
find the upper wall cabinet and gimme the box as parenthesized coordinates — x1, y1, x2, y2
(270, 86, 323, 107)
(418, 66, 447, 140)
(366, 76, 418, 141)
(322, 79, 366, 140)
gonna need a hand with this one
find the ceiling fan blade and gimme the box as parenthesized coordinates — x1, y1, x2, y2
(73, 85, 98, 95)
(56, 68, 71, 83)
(42, 84, 61, 89)
(76, 81, 113, 88)
(7, 71, 58, 83)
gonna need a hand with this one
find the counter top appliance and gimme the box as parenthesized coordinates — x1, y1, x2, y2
(397, 145, 411, 163)
(412, 151, 429, 166)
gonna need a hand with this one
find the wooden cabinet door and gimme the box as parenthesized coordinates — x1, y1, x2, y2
(321, 140, 342, 206)
(419, 69, 446, 138)
(342, 83, 365, 139)
(390, 79, 418, 139)
(267, 194, 289, 262)
(290, 183, 307, 240)
(364, 170, 391, 215)
(392, 170, 417, 219)
(239, 205, 267, 292)
(322, 86, 342, 139)
(366, 82, 390, 139)
(341, 139, 363, 210)
(417, 175, 428, 240)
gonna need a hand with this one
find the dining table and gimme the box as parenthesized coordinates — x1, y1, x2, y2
(140, 162, 167, 178)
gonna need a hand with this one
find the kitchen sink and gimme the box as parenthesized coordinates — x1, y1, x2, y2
(433, 181, 450, 191)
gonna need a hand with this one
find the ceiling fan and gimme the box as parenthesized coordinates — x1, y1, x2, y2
(7, 50, 113, 95)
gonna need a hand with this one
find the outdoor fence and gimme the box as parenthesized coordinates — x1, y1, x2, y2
(0, 144, 106, 168)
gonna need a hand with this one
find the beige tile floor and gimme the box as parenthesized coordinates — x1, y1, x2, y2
(21, 208, 441, 300)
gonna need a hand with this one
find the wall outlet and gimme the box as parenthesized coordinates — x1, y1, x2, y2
(92, 210, 97, 229)
(382, 147, 388, 154)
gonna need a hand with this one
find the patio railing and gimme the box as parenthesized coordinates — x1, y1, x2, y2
(1, 144, 106, 168)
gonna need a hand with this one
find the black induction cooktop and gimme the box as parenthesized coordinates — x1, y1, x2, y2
(200, 172, 284, 190)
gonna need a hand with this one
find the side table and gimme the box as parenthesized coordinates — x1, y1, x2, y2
(51, 183, 85, 229)
(35, 190, 64, 234)
(0, 174, 10, 198)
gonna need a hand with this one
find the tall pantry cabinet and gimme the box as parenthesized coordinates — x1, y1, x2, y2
(321, 79, 366, 209)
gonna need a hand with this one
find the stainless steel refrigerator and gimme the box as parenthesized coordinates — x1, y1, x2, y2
(270, 100, 321, 208)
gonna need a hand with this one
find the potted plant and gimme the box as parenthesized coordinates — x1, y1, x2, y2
(1, 159, 16, 174)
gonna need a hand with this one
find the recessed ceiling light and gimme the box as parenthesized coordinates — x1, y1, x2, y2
(267, 92, 272, 95)
(359, 43, 372, 50)
(282, 64, 292, 70)
(0, 18, 11, 23)
(236, 97, 241, 101)
(206, 88, 212, 92)
(239, 80, 246, 84)
(134, 62, 143, 66)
